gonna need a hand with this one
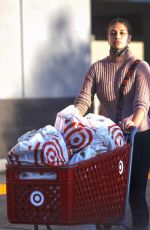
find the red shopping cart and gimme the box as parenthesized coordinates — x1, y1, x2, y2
(6, 128, 137, 230)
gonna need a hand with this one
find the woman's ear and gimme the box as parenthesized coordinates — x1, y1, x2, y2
(128, 35, 132, 43)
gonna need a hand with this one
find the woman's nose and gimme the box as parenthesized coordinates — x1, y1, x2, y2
(116, 32, 121, 39)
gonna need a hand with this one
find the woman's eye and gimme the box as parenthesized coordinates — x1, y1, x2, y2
(110, 31, 116, 36)
(110, 31, 127, 36)
(120, 32, 126, 35)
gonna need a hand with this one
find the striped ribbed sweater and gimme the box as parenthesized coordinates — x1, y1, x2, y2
(74, 49, 150, 131)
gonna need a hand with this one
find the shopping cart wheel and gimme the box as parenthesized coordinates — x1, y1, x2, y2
(103, 224, 112, 229)
(33, 225, 52, 230)
(95, 224, 105, 230)
(46, 225, 52, 230)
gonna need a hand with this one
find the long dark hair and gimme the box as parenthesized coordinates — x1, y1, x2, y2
(107, 17, 132, 36)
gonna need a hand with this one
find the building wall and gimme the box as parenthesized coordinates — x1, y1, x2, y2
(0, 0, 91, 99)
(0, 1, 22, 99)
(0, 0, 91, 157)
(22, 0, 91, 98)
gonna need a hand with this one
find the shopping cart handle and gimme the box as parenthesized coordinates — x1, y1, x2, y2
(123, 126, 138, 143)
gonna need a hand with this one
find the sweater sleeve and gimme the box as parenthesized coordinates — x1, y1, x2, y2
(74, 63, 96, 116)
(133, 60, 150, 116)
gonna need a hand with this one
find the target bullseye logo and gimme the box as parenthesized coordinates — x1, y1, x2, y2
(119, 160, 124, 174)
(108, 124, 125, 147)
(33, 134, 67, 166)
(30, 191, 44, 206)
(64, 118, 95, 153)
(42, 136, 66, 165)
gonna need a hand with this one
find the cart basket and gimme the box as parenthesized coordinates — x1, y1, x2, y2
(6, 129, 136, 226)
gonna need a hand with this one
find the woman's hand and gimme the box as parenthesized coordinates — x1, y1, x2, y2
(119, 120, 135, 131)
(119, 109, 145, 131)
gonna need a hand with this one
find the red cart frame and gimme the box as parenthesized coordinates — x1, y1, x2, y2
(6, 129, 136, 230)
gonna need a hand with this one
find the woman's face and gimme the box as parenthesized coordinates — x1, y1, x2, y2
(108, 22, 131, 50)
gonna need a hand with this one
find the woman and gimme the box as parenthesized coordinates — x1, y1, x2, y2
(74, 18, 150, 230)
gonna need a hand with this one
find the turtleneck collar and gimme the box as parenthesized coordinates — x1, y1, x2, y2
(110, 46, 128, 57)
(108, 46, 132, 63)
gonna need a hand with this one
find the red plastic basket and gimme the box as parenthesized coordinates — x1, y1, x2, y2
(6, 143, 132, 226)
